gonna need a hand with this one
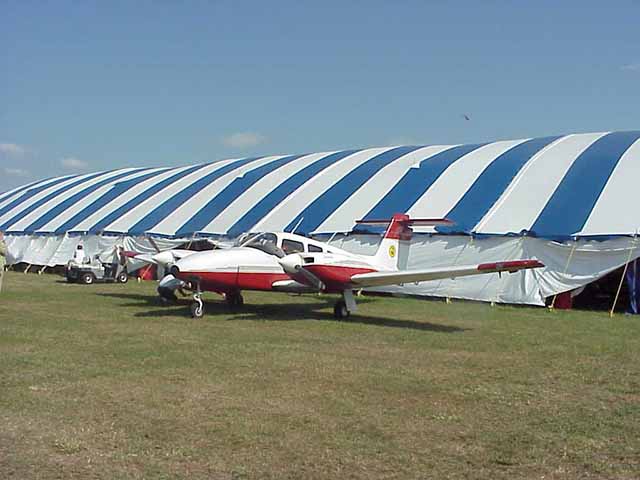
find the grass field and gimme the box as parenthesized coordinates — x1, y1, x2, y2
(1, 270, 639, 479)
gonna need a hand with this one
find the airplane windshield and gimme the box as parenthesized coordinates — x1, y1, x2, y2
(234, 232, 259, 247)
(242, 233, 285, 258)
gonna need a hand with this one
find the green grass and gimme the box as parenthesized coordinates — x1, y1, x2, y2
(1, 270, 639, 479)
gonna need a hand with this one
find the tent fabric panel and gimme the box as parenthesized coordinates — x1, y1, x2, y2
(226, 149, 357, 238)
(315, 145, 453, 234)
(0, 174, 82, 223)
(127, 156, 261, 235)
(436, 135, 562, 235)
(174, 154, 306, 236)
(86, 164, 207, 233)
(405, 140, 525, 220)
(530, 131, 640, 239)
(578, 138, 640, 236)
(474, 132, 606, 235)
(51, 167, 172, 234)
(212, 151, 342, 237)
(285, 146, 423, 234)
(23, 168, 148, 233)
(153, 155, 285, 236)
(362, 143, 481, 222)
(233, 148, 392, 233)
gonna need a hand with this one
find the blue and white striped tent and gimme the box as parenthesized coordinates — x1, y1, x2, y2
(2, 131, 639, 305)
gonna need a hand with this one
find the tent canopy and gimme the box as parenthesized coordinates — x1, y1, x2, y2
(1, 131, 639, 240)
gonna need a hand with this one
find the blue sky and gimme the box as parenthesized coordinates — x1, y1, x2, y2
(1, 0, 639, 192)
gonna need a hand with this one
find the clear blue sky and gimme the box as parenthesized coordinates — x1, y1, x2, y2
(1, 0, 639, 192)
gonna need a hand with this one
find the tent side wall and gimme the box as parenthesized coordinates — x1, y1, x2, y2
(6, 232, 638, 306)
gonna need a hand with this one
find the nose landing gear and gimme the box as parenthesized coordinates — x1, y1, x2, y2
(190, 278, 204, 319)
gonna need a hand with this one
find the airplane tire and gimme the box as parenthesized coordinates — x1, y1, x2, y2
(190, 301, 204, 319)
(333, 300, 350, 320)
(226, 292, 244, 309)
(117, 272, 129, 283)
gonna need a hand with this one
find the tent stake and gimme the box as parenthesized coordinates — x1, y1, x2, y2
(609, 236, 638, 318)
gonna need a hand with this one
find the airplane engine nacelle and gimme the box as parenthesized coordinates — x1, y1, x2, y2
(279, 253, 304, 275)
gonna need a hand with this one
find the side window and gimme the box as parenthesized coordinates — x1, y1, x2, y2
(282, 239, 304, 254)
(308, 244, 323, 253)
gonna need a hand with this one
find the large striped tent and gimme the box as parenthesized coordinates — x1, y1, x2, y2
(2, 131, 639, 305)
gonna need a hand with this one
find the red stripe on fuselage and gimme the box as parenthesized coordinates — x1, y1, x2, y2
(302, 264, 377, 292)
(177, 271, 291, 293)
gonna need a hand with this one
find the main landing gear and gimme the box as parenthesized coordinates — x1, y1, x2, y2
(333, 290, 358, 320)
(225, 291, 244, 309)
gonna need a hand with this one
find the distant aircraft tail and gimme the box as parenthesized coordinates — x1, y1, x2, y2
(355, 214, 453, 270)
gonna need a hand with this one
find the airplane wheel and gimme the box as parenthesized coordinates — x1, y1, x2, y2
(117, 272, 129, 283)
(190, 300, 204, 319)
(226, 292, 244, 309)
(333, 300, 350, 320)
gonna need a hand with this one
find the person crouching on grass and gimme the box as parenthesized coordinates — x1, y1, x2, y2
(0, 231, 6, 293)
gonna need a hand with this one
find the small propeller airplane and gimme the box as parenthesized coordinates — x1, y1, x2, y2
(161, 214, 544, 319)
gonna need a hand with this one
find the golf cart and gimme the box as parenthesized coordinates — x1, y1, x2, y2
(66, 245, 129, 285)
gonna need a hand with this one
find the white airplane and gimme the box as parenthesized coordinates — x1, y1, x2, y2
(164, 214, 544, 319)
(126, 238, 229, 283)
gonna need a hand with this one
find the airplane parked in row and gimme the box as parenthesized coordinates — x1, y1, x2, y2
(157, 214, 544, 319)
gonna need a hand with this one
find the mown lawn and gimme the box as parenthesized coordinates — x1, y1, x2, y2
(1, 271, 639, 479)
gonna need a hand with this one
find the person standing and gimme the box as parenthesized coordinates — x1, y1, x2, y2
(0, 231, 7, 293)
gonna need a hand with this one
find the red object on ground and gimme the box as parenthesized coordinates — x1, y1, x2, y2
(138, 264, 156, 281)
(554, 291, 573, 309)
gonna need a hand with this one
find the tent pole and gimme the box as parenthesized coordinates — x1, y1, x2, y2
(550, 241, 577, 310)
(609, 236, 638, 318)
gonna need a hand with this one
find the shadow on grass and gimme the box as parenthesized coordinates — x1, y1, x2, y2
(117, 294, 467, 333)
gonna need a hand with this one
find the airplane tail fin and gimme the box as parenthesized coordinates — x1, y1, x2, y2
(355, 214, 453, 270)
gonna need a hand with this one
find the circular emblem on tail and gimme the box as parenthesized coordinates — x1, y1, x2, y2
(388, 245, 396, 258)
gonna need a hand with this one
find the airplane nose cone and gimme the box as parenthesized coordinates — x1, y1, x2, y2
(278, 253, 303, 275)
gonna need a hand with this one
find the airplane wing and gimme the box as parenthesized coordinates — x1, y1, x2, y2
(350, 260, 543, 288)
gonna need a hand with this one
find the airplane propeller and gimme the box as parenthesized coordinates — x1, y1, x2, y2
(278, 254, 325, 291)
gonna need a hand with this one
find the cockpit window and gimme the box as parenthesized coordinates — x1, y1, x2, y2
(308, 244, 323, 253)
(282, 239, 304, 254)
(242, 233, 285, 258)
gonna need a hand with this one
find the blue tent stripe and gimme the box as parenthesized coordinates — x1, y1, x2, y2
(175, 154, 306, 237)
(0, 175, 79, 220)
(0, 178, 52, 206)
(226, 150, 359, 237)
(362, 143, 486, 222)
(54, 168, 172, 234)
(127, 157, 263, 235)
(23, 168, 150, 233)
(437, 136, 562, 235)
(1, 172, 109, 231)
(88, 164, 212, 233)
(530, 131, 640, 238)
(285, 146, 423, 234)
